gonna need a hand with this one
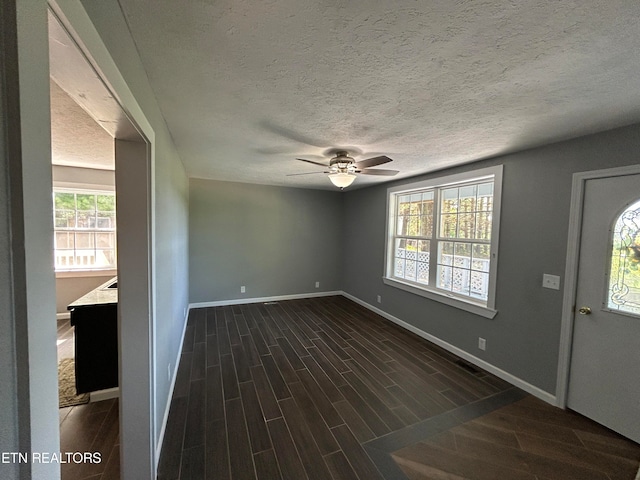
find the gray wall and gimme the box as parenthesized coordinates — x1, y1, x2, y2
(189, 179, 343, 303)
(343, 122, 640, 396)
(52, 164, 115, 190)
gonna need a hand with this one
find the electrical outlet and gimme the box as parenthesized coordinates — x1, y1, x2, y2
(542, 274, 560, 290)
(478, 337, 486, 351)
(377, 295, 382, 304)
(315, 281, 320, 288)
(240, 286, 246, 293)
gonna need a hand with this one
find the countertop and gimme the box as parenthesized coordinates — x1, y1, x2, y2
(67, 277, 118, 309)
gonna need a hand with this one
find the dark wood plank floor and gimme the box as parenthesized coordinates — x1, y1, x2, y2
(59, 398, 120, 480)
(58, 318, 120, 480)
(156, 295, 639, 480)
(392, 395, 640, 480)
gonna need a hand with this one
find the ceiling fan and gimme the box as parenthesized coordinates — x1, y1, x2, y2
(288, 151, 399, 189)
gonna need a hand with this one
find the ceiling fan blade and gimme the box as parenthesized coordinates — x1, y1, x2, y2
(286, 171, 329, 176)
(358, 168, 399, 176)
(354, 155, 393, 169)
(296, 158, 330, 168)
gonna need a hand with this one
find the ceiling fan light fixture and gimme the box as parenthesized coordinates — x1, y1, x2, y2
(328, 172, 356, 189)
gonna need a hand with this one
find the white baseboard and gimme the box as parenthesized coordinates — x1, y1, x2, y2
(189, 290, 342, 309)
(90, 387, 119, 402)
(342, 292, 557, 406)
(155, 305, 190, 463)
(56, 312, 71, 320)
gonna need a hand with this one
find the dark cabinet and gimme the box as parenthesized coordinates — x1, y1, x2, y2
(70, 303, 118, 394)
(67, 277, 119, 394)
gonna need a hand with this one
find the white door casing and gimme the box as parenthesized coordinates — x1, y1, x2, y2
(560, 168, 640, 443)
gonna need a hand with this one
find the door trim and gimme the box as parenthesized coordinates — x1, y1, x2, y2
(556, 163, 640, 407)
(48, 3, 158, 478)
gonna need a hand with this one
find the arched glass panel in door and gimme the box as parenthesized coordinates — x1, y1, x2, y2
(607, 198, 640, 316)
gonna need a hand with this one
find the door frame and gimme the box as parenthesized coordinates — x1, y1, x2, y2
(556, 163, 640, 407)
(48, 3, 158, 478)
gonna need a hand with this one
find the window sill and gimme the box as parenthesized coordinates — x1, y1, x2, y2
(382, 277, 498, 319)
(55, 269, 117, 279)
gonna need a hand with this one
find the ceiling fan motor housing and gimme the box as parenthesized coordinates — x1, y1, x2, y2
(329, 151, 356, 173)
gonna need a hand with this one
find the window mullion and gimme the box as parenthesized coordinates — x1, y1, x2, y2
(429, 187, 441, 287)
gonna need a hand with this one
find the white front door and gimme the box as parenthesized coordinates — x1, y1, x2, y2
(567, 173, 640, 443)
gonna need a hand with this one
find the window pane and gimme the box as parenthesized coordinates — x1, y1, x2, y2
(76, 194, 96, 211)
(405, 257, 417, 281)
(55, 210, 76, 228)
(55, 232, 73, 249)
(417, 240, 430, 284)
(394, 238, 406, 279)
(441, 188, 458, 214)
(421, 192, 434, 214)
(395, 191, 434, 239)
(419, 215, 432, 237)
(404, 240, 417, 280)
(440, 214, 458, 238)
(438, 265, 453, 291)
(398, 195, 411, 215)
(457, 213, 475, 239)
(459, 185, 477, 212)
(454, 242, 471, 261)
(396, 215, 406, 235)
(395, 257, 405, 277)
(438, 241, 454, 265)
(97, 212, 116, 229)
(478, 182, 493, 197)
(96, 232, 115, 248)
(472, 244, 491, 272)
(97, 194, 115, 211)
(406, 215, 420, 236)
(75, 232, 94, 249)
(405, 239, 417, 257)
(470, 271, 489, 301)
(451, 267, 470, 295)
(475, 212, 492, 239)
(76, 211, 96, 229)
(54, 192, 75, 210)
(607, 199, 640, 316)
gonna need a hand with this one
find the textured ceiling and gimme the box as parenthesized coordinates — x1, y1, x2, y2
(116, 0, 640, 190)
(50, 80, 114, 170)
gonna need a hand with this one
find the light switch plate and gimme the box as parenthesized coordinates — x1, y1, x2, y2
(542, 274, 560, 290)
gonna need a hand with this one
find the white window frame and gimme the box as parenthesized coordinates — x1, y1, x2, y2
(383, 165, 503, 318)
(53, 188, 117, 273)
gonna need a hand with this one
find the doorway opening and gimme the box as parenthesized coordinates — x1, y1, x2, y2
(48, 7, 155, 478)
